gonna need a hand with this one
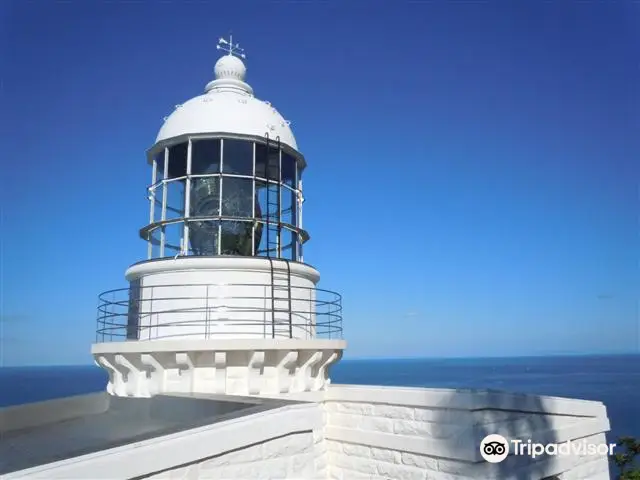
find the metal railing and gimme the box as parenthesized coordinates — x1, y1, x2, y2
(95, 283, 343, 343)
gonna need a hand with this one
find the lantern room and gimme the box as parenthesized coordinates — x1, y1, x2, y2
(144, 135, 306, 261)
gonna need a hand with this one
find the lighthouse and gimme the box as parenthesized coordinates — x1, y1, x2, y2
(92, 37, 346, 397)
(1, 36, 613, 480)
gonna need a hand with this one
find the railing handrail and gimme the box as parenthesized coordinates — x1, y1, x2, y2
(98, 282, 342, 300)
(95, 281, 343, 343)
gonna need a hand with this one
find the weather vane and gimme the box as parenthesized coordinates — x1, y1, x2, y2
(217, 34, 246, 59)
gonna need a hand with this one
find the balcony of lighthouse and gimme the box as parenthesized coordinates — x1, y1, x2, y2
(95, 280, 342, 342)
(95, 133, 343, 344)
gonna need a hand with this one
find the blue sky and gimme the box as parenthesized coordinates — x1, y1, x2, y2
(1, 1, 638, 366)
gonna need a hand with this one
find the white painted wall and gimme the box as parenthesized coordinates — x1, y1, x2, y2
(322, 385, 612, 480)
(3, 402, 324, 480)
(92, 339, 345, 396)
(125, 257, 319, 341)
(3, 386, 612, 479)
(144, 431, 325, 479)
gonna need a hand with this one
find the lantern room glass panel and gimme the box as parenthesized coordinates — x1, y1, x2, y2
(282, 152, 296, 188)
(222, 139, 253, 175)
(167, 143, 188, 178)
(191, 139, 221, 175)
(144, 136, 306, 261)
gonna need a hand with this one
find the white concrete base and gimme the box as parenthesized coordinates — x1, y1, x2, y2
(92, 339, 345, 397)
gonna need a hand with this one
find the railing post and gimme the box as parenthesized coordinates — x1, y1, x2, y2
(308, 287, 312, 340)
(95, 297, 101, 343)
(328, 293, 332, 340)
(109, 291, 114, 342)
(147, 286, 153, 342)
(205, 284, 210, 339)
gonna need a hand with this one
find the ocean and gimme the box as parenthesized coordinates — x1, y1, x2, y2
(1, 354, 638, 447)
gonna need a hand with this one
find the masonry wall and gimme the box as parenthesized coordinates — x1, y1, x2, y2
(143, 431, 326, 480)
(1, 386, 611, 480)
(322, 385, 612, 480)
(325, 435, 610, 480)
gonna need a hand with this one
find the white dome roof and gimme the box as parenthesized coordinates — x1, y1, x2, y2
(156, 53, 297, 151)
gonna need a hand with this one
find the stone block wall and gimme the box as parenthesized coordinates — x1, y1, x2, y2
(325, 436, 610, 480)
(1, 386, 611, 479)
(144, 431, 326, 479)
(322, 385, 612, 480)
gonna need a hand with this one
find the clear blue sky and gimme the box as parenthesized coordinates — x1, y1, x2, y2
(1, 1, 638, 366)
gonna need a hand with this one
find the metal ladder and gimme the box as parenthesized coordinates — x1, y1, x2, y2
(264, 133, 292, 338)
(268, 258, 293, 338)
(264, 133, 281, 259)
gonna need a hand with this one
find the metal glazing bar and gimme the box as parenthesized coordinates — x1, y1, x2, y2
(218, 139, 224, 255)
(294, 159, 298, 261)
(265, 133, 271, 258)
(148, 157, 158, 259)
(298, 178, 304, 263)
(182, 139, 193, 255)
(251, 141, 256, 256)
(277, 138, 282, 259)
(160, 147, 169, 257)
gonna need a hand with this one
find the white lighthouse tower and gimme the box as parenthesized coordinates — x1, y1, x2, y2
(92, 37, 346, 397)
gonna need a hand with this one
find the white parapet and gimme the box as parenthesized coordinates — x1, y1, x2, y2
(2, 386, 612, 479)
(92, 339, 345, 397)
(321, 385, 613, 480)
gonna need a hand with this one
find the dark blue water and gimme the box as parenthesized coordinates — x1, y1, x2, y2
(1, 355, 638, 444)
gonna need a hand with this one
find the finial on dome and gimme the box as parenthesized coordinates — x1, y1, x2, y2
(205, 34, 253, 95)
(216, 35, 246, 59)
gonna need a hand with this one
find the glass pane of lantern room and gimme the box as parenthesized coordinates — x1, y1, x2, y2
(281, 187, 296, 228)
(165, 180, 184, 220)
(220, 220, 255, 256)
(152, 150, 165, 224)
(189, 176, 221, 256)
(163, 222, 183, 257)
(255, 142, 279, 181)
(167, 143, 188, 179)
(191, 139, 221, 175)
(221, 177, 253, 217)
(150, 228, 162, 258)
(281, 227, 297, 261)
(222, 139, 253, 176)
(188, 219, 220, 256)
(255, 179, 279, 224)
(219, 177, 255, 256)
(282, 152, 296, 188)
(255, 180, 275, 257)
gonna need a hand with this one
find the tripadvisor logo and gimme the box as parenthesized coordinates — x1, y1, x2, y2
(480, 434, 616, 463)
(480, 434, 509, 463)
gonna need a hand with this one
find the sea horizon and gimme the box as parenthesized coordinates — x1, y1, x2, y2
(3, 351, 638, 369)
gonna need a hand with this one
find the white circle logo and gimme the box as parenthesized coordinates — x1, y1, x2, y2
(480, 434, 509, 463)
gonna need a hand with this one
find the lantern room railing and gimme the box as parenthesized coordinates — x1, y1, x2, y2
(95, 283, 343, 343)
